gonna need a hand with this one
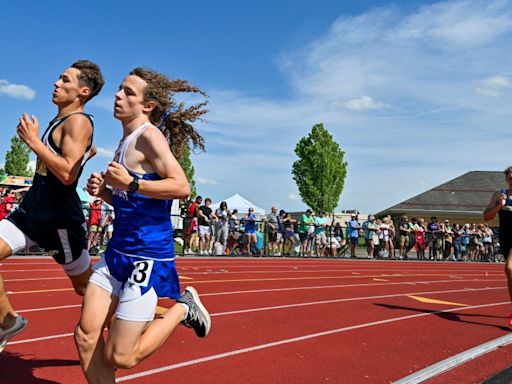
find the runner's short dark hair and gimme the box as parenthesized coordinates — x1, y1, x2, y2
(71, 60, 104, 102)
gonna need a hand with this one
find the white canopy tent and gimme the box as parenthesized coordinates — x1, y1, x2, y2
(210, 193, 265, 216)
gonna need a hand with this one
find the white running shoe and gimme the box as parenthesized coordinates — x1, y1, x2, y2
(0, 315, 28, 353)
(177, 287, 211, 337)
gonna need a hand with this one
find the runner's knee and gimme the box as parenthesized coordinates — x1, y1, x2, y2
(105, 346, 139, 369)
(74, 323, 100, 352)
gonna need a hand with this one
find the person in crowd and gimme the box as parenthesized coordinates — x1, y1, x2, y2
(314, 210, 328, 257)
(184, 196, 201, 255)
(0, 190, 15, 221)
(265, 206, 280, 256)
(214, 201, 230, 254)
(298, 209, 315, 257)
(276, 209, 287, 256)
(102, 210, 115, 246)
(348, 213, 360, 258)
(427, 216, 442, 260)
(378, 216, 392, 259)
(468, 223, 480, 261)
(460, 223, 471, 261)
(281, 212, 296, 256)
(75, 67, 210, 382)
(414, 218, 426, 260)
(333, 221, 345, 246)
(198, 197, 216, 255)
(452, 223, 462, 261)
(0, 60, 104, 353)
(229, 209, 240, 232)
(442, 219, 454, 261)
(398, 216, 410, 260)
(87, 198, 104, 253)
(407, 218, 418, 254)
(363, 215, 377, 259)
(481, 223, 494, 261)
(245, 208, 257, 255)
(387, 215, 396, 259)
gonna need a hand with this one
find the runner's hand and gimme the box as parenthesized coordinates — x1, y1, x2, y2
(87, 172, 106, 196)
(17, 113, 40, 149)
(500, 193, 507, 207)
(104, 161, 131, 190)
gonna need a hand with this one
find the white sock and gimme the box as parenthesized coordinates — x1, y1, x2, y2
(178, 302, 189, 320)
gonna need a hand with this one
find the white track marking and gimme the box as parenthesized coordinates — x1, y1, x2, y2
(10, 286, 507, 344)
(12, 279, 506, 313)
(115, 301, 510, 382)
(393, 334, 512, 383)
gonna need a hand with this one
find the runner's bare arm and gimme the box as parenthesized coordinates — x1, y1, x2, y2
(104, 126, 189, 200)
(483, 191, 505, 221)
(87, 144, 97, 161)
(17, 113, 92, 185)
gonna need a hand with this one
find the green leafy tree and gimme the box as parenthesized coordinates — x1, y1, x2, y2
(4, 136, 33, 177)
(177, 145, 197, 199)
(292, 123, 347, 213)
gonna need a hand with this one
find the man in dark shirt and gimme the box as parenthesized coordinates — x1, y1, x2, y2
(198, 198, 215, 255)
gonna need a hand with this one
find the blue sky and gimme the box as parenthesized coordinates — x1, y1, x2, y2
(1, 0, 512, 214)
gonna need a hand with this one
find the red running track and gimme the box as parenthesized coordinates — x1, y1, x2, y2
(0, 256, 510, 383)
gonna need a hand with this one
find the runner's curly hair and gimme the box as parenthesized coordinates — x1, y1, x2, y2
(129, 67, 207, 158)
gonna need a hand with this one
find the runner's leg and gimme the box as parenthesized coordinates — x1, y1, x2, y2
(75, 282, 118, 384)
(105, 304, 185, 368)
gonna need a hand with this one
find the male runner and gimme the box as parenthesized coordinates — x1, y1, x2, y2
(0, 60, 104, 352)
(75, 67, 210, 383)
(484, 166, 512, 326)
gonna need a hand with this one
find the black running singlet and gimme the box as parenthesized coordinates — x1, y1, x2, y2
(17, 113, 94, 225)
(498, 189, 512, 258)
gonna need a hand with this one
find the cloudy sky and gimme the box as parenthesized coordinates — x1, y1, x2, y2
(1, 0, 511, 214)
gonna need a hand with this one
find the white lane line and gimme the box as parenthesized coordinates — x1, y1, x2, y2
(11, 286, 506, 343)
(18, 304, 81, 313)
(2, 269, 64, 273)
(393, 333, 512, 384)
(5, 277, 68, 282)
(14, 280, 506, 313)
(197, 279, 504, 297)
(14, 280, 504, 313)
(115, 301, 510, 382)
(211, 287, 504, 317)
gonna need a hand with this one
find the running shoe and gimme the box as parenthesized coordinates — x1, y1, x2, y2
(177, 286, 211, 337)
(0, 315, 28, 353)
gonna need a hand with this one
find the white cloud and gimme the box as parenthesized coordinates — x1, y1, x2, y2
(0, 80, 35, 100)
(287, 193, 300, 201)
(192, 0, 512, 214)
(476, 75, 512, 97)
(340, 95, 390, 111)
(95, 147, 115, 158)
(196, 177, 218, 186)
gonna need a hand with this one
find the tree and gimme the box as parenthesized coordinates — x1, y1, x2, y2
(177, 145, 197, 199)
(4, 136, 33, 177)
(292, 123, 347, 213)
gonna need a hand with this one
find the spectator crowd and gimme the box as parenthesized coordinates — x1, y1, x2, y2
(0, 188, 502, 261)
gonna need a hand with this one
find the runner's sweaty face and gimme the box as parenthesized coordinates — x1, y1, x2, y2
(52, 68, 85, 105)
(114, 75, 149, 122)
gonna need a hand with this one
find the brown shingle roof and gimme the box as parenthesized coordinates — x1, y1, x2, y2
(376, 171, 504, 216)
